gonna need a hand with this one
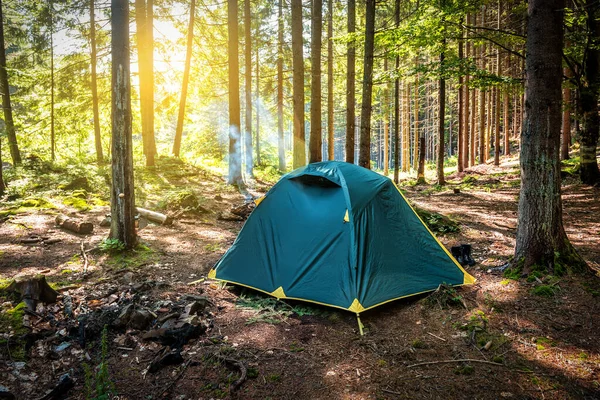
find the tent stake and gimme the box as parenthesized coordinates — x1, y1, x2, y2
(356, 314, 364, 336)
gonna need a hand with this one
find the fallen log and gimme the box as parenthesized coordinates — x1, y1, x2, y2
(55, 215, 93, 234)
(135, 207, 172, 225)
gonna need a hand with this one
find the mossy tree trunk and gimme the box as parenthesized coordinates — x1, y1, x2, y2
(110, 0, 137, 249)
(514, 0, 582, 273)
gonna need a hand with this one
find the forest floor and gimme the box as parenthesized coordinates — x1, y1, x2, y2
(0, 156, 599, 400)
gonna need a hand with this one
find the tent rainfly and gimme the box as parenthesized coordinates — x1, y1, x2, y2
(209, 161, 475, 333)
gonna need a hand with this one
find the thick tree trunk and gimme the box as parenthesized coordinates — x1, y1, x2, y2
(345, 0, 356, 163)
(0, 136, 5, 196)
(402, 83, 410, 172)
(0, 0, 20, 165)
(515, 0, 582, 273)
(327, 0, 334, 161)
(277, 0, 285, 171)
(579, 0, 600, 185)
(413, 73, 419, 171)
(291, 0, 305, 168)
(244, 0, 253, 175)
(358, 0, 375, 169)
(90, 0, 103, 163)
(437, 50, 446, 185)
(309, 0, 322, 163)
(383, 58, 389, 176)
(227, 0, 243, 185)
(110, 0, 137, 249)
(173, 0, 195, 158)
(463, 17, 470, 169)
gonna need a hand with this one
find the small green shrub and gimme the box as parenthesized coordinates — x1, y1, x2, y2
(83, 325, 116, 400)
(532, 285, 558, 297)
(99, 238, 126, 253)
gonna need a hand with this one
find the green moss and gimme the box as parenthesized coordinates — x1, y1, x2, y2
(0, 302, 28, 336)
(105, 244, 158, 270)
(411, 339, 427, 349)
(532, 285, 558, 297)
(63, 196, 91, 211)
(454, 365, 474, 375)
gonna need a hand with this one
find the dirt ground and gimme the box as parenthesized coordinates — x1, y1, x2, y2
(1, 160, 599, 400)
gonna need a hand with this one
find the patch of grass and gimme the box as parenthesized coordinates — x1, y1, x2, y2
(254, 165, 284, 184)
(104, 244, 158, 270)
(157, 189, 207, 214)
(63, 190, 92, 211)
(235, 293, 324, 325)
(535, 337, 555, 351)
(266, 373, 282, 382)
(503, 266, 522, 280)
(204, 243, 222, 252)
(500, 279, 511, 285)
(99, 238, 126, 253)
(532, 285, 559, 297)
(426, 284, 465, 309)
(411, 339, 427, 349)
(289, 341, 304, 352)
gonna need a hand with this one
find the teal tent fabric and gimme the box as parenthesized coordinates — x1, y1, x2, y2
(209, 161, 475, 313)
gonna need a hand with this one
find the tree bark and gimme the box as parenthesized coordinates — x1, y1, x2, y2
(561, 66, 571, 161)
(50, 1, 55, 161)
(277, 0, 285, 171)
(110, 0, 137, 249)
(345, 0, 356, 163)
(173, 0, 195, 158)
(0, 135, 5, 196)
(437, 48, 446, 185)
(417, 137, 426, 184)
(228, 0, 243, 185)
(0, 0, 21, 165)
(309, 0, 322, 163)
(457, 35, 464, 172)
(327, 0, 334, 161)
(578, 0, 600, 185)
(255, 34, 260, 167)
(393, 0, 400, 183)
(291, 0, 305, 168)
(358, 0, 376, 169)
(383, 57, 389, 176)
(135, 0, 156, 167)
(515, 0, 582, 272)
(413, 72, 419, 171)
(244, 0, 253, 175)
(90, 0, 103, 163)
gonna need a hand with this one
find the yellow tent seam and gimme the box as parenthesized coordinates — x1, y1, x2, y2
(391, 182, 477, 285)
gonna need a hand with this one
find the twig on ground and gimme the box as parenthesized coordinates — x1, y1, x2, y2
(427, 332, 446, 342)
(408, 359, 505, 368)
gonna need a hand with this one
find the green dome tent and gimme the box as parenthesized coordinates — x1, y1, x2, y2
(209, 161, 475, 321)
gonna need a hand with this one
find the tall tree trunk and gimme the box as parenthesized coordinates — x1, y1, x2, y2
(579, 0, 600, 185)
(413, 71, 419, 171)
(358, 0, 375, 169)
(110, 0, 137, 249)
(90, 0, 103, 163)
(479, 90, 485, 163)
(457, 35, 464, 172)
(561, 67, 571, 161)
(0, 0, 20, 165)
(228, 0, 243, 185)
(50, 1, 55, 161)
(243, 0, 253, 175)
(277, 0, 285, 171)
(393, 0, 400, 183)
(345, 0, 355, 163)
(402, 82, 410, 172)
(515, 0, 582, 272)
(463, 16, 470, 169)
(173, 0, 195, 158)
(309, 0, 322, 163)
(291, 0, 305, 168)
(255, 41, 260, 166)
(437, 48, 446, 185)
(327, 0, 334, 161)
(383, 57, 389, 176)
(0, 136, 4, 195)
(135, 0, 156, 167)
